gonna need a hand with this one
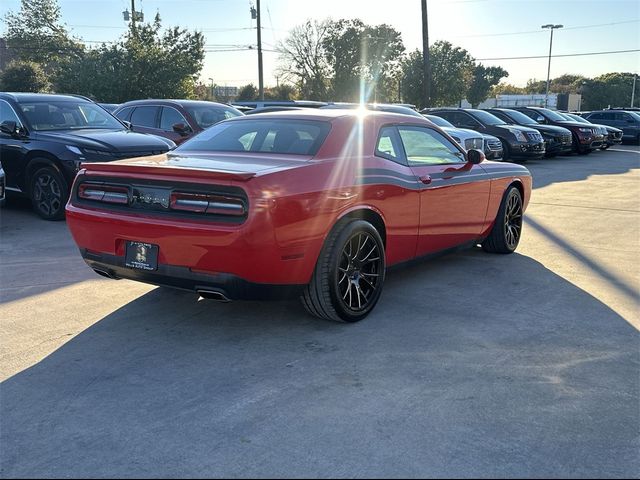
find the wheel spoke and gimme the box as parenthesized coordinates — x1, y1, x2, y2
(361, 245, 377, 262)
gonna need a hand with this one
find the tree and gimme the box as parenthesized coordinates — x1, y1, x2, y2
(582, 73, 638, 110)
(56, 13, 205, 102)
(0, 61, 49, 92)
(400, 50, 426, 109)
(265, 84, 298, 101)
(429, 41, 475, 106)
(322, 20, 405, 102)
(236, 84, 258, 101)
(491, 83, 527, 96)
(4, 0, 83, 75)
(467, 64, 508, 107)
(277, 20, 331, 101)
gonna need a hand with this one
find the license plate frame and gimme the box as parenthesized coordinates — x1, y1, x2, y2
(125, 241, 159, 271)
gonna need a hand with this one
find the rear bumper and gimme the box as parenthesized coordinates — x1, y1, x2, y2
(81, 249, 304, 300)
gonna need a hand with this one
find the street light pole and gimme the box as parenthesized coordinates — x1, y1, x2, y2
(421, 0, 431, 108)
(542, 24, 563, 108)
(208, 77, 214, 100)
(631, 74, 637, 108)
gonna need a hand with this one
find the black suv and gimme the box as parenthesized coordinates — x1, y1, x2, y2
(484, 108, 573, 157)
(581, 110, 640, 144)
(0, 93, 175, 220)
(423, 108, 545, 161)
(513, 106, 604, 154)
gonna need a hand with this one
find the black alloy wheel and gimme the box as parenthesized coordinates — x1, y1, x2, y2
(503, 189, 523, 251)
(482, 186, 523, 254)
(337, 231, 383, 313)
(301, 219, 386, 322)
(30, 166, 68, 220)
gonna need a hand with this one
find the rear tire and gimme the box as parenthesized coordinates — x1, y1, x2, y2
(482, 186, 523, 254)
(29, 165, 68, 220)
(301, 219, 385, 323)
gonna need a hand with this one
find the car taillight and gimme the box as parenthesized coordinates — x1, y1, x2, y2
(78, 184, 129, 204)
(170, 192, 245, 216)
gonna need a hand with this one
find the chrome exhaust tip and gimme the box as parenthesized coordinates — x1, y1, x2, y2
(197, 289, 231, 302)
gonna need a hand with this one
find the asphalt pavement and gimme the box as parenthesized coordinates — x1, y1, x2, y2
(1, 145, 638, 478)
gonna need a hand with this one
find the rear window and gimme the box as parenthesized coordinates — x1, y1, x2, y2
(176, 119, 331, 156)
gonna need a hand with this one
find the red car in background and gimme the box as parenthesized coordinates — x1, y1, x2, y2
(113, 99, 243, 145)
(66, 110, 532, 323)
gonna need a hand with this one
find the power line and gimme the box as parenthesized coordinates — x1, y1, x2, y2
(477, 49, 640, 61)
(452, 19, 640, 38)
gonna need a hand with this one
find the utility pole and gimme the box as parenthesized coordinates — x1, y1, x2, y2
(421, 0, 431, 108)
(631, 74, 637, 108)
(542, 24, 563, 108)
(251, 1, 264, 101)
(131, 0, 136, 36)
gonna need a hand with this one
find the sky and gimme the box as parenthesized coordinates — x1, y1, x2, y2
(1, 0, 639, 88)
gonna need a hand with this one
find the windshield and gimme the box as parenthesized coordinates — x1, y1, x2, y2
(563, 113, 589, 124)
(469, 110, 506, 125)
(18, 101, 124, 131)
(176, 119, 331, 155)
(184, 105, 243, 129)
(503, 109, 538, 125)
(424, 115, 454, 128)
(537, 108, 568, 122)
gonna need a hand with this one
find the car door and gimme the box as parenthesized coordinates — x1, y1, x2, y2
(159, 106, 192, 144)
(396, 125, 491, 255)
(615, 112, 639, 137)
(0, 99, 30, 190)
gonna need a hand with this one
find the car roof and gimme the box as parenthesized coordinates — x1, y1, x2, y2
(117, 99, 235, 108)
(222, 108, 429, 123)
(0, 92, 93, 103)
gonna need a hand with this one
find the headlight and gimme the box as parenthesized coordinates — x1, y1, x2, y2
(66, 145, 83, 155)
(578, 127, 592, 133)
(511, 130, 527, 142)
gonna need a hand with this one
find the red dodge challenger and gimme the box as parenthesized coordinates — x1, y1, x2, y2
(66, 110, 531, 322)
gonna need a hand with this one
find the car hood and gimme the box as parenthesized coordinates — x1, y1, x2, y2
(492, 124, 539, 134)
(440, 127, 482, 141)
(592, 124, 623, 133)
(35, 129, 174, 152)
(527, 124, 572, 135)
(556, 121, 594, 129)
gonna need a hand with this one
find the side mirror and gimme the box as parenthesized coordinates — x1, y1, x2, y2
(0, 120, 18, 136)
(172, 123, 191, 136)
(467, 149, 485, 165)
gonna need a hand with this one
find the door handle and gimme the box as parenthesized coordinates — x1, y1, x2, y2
(419, 175, 432, 185)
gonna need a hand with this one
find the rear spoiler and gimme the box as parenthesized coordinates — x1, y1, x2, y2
(81, 162, 257, 182)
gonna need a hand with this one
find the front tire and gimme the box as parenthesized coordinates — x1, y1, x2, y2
(30, 165, 68, 220)
(482, 186, 523, 254)
(301, 220, 386, 323)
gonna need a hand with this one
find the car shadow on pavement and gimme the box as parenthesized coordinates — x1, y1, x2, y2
(1, 251, 638, 478)
(526, 148, 639, 190)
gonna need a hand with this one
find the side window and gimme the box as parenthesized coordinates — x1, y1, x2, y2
(436, 112, 458, 126)
(114, 106, 133, 121)
(588, 112, 604, 120)
(160, 107, 189, 131)
(457, 112, 480, 128)
(0, 100, 23, 127)
(130, 106, 159, 128)
(615, 112, 631, 121)
(375, 126, 403, 163)
(398, 126, 465, 166)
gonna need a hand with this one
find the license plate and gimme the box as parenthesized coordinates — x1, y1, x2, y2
(125, 241, 158, 271)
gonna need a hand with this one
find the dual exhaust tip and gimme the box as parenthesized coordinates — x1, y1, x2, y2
(92, 267, 231, 303)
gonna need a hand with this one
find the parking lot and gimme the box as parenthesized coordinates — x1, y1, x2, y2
(1, 146, 638, 477)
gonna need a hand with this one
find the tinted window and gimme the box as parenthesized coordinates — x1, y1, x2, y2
(468, 110, 506, 126)
(502, 109, 538, 125)
(114, 106, 134, 121)
(177, 119, 331, 156)
(131, 106, 159, 128)
(18, 101, 123, 131)
(615, 112, 632, 121)
(160, 107, 189, 131)
(537, 108, 567, 122)
(522, 110, 545, 123)
(0, 100, 23, 127)
(398, 126, 465, 166)
(184, 105, 243, 129)
(424, 115, 454, 128)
